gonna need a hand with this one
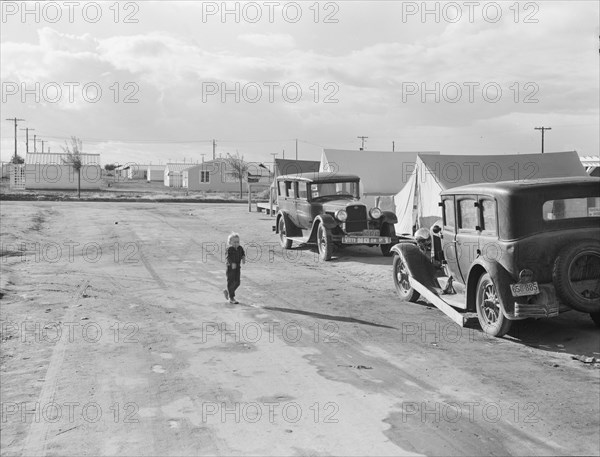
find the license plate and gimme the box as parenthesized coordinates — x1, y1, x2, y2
(510, 282, 540, 297)
(342, 236, 391, 244)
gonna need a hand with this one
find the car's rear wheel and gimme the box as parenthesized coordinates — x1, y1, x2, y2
(476, 273, 512, 337)
(392, 253, 420, 302)
(278, 218, 292, 249)
(380, 223, 396, 257)
(317, 224, 333, 261)
(553, 240, 600, 314)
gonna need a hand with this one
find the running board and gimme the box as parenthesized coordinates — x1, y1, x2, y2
(409, 278, 477, 327)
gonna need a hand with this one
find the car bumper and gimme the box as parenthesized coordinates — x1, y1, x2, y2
(511, 283, 568, 319)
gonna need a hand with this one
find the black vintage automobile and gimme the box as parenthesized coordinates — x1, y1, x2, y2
(274, 172, 399, 261)
(392, 177, 600, 337)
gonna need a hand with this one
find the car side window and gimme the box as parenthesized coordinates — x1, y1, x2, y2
(277, 181, 284, 196)
(480, 199, 497, 234)
(298, 183, 307, 200)
(458, 198, 478, 230)
(443, 198, 455, 231)
(285, 181, 295, 198)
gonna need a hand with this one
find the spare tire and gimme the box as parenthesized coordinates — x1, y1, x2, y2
(553, 240, 600, 313)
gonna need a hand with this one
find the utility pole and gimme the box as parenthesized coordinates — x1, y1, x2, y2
(282, 149, 285, 160)
(33, 135, 38, 153)
(392, 141, 395, 152)
(534, 127, 551, 154)
(212, 139, 216, 160)
(41, 140, 45, 153)
(295, 138, 298, 160)
(270, 152, 278, 176)
(201, 154, 205, 163)
(20, 127, 34, 154)
(357, 136, 368, 150)
(5, 117, 25, 161)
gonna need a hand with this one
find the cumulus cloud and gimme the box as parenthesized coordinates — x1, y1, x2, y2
(238, 33, 295, 48)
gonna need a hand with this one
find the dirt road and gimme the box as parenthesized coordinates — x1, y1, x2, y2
(1, 202, 598, 456)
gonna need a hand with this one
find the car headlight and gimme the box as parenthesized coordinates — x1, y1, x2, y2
(415, 227, 431, 243)
(369, 208, 382, 219)
(335, 210, 348, 222)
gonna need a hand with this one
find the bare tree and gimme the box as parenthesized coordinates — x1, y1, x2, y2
(225, 152, 249, 198)
(61, 136, 83, 198)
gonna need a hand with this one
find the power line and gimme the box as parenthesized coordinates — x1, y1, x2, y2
(534, 127, 552, 154)
(5, 117, 25, 161)
(20, 127, 34, 154)
(357, 136, 368, 150)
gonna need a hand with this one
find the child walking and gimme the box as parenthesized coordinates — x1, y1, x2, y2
(224, 232, 245, 304)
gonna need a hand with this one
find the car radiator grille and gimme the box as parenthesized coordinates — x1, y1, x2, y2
(345, 205, 368, 232)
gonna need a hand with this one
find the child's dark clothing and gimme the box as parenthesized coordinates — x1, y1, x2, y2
(226, 246, 245, 300)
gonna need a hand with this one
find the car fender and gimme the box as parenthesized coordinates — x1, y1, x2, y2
(380, 211, 398, 225)
(308, 214, 337, 242)
(275, 211, 302, 238)
(391, 242, 441, 291)
(466, 259, 516, 317)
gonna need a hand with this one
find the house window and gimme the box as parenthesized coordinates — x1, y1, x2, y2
(200, 171, 210, 183)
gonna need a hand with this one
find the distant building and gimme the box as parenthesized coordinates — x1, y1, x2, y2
(23, 153, 102, 190)
(580, 156, 599, 177)
(1, 162, 11, 178)
(164, 163, 195, 187)
(147, 164, 165, 182)
(127, 164, 149, 180)
(183, 158, 270, 192)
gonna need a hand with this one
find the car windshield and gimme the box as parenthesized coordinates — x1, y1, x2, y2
(311, 181, 359, 200)
(543, 196, 600, 221)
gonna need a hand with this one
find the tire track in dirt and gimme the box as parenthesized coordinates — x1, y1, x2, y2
(20, 279, 90, 457)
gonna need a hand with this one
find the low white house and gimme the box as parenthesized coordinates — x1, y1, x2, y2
(147, 164, 165, 182)
(24, 153, 102, 190)
(183, 158, 271, 192)
(164, 163, 195, 187)
(580, 156, 600, 176)
(125, 164, 149, 180)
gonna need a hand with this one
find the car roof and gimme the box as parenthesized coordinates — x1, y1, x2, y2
(276, 172, 360, 183)
(441, 176, 600, 196)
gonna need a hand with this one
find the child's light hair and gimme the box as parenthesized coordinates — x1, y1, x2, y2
(227, 232, 240, 245)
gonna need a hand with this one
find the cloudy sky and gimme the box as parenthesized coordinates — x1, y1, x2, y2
(1, 1, 598, 166)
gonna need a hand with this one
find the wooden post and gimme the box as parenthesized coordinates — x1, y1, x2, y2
(247, 182, 252, 211)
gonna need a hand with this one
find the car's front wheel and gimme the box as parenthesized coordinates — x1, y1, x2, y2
(392, 253, 420, 302)
(476, 273, 512, 337)
(317, 224, 333, 261)
(278, 218, 292, 249)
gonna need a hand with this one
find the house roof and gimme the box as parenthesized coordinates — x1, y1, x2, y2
(580, 156, 600, 167)
(277, 172, 360, 183)
(165, 163, 196, 172)
(26, 153, 100, 165)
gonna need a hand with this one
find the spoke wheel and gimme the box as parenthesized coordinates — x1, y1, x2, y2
(476, 273, 511, 337)
(317, 224, 333, 261)
(392, 253, 420, 302)
(278, 218, 292, 249)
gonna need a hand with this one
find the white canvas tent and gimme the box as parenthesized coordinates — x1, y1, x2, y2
(394, 151, 590, 235)
(319, 149, 439, 211)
